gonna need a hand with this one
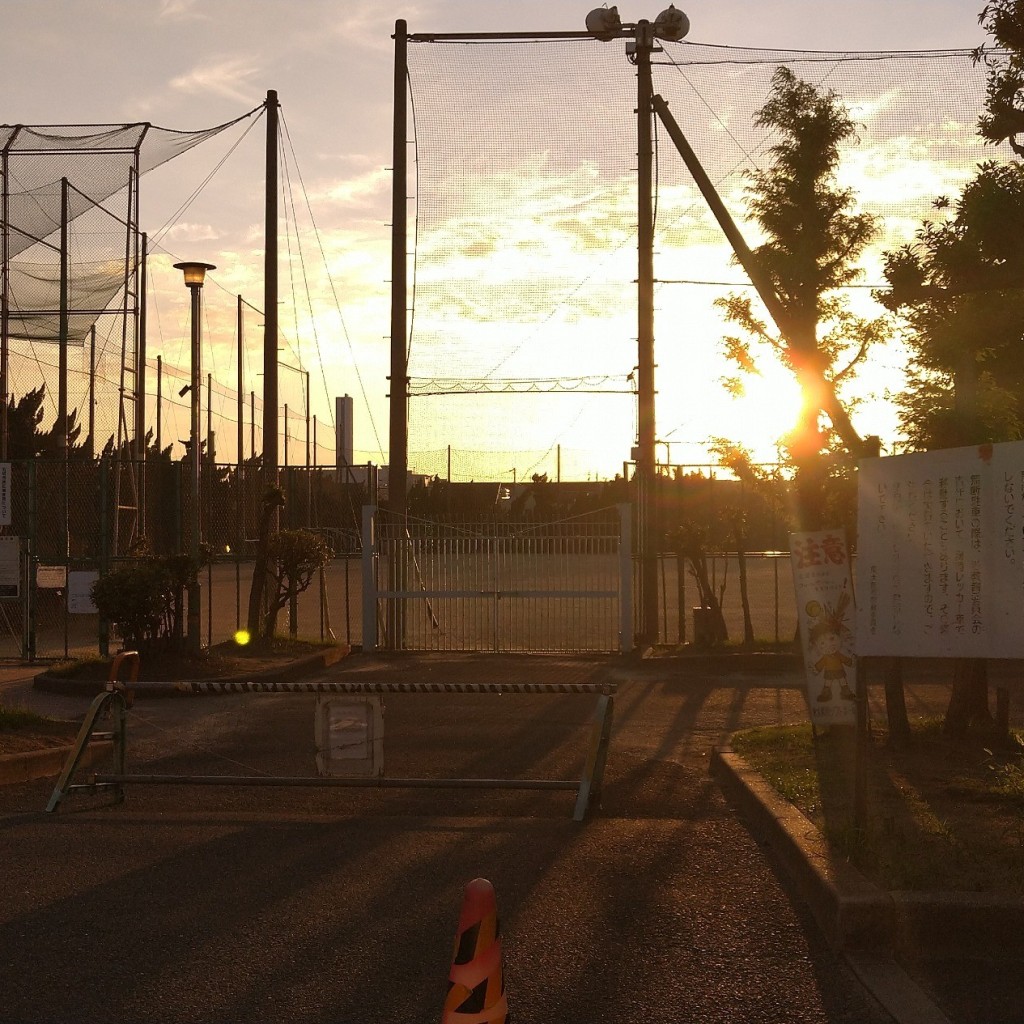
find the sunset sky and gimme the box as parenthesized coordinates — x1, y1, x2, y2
(0, 1, 1003, 480)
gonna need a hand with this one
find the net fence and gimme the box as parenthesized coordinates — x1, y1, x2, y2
(404, 38, 1013, 478)
(1, 112, 262, 456)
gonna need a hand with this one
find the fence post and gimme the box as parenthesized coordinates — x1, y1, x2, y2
(361, 504, 377, 652)
(618, 503, 634, 653)
(98, 456, 109, 658)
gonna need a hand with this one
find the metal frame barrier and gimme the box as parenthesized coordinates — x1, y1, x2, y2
(45, 679, 616, 821)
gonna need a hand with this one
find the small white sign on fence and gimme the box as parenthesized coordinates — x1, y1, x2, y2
(68, 571, 99, 614)
(0, 463, 10, 526)
(0, 535, 18, 598)
(36, 565, 67, 589)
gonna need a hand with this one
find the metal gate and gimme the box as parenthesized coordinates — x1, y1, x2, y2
(362, 505, 632, 653)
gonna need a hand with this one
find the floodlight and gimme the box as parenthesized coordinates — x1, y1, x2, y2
(654, 5, 689, 41)
(585, 6, 622, 41)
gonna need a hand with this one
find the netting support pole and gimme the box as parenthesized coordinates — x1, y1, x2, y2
(263, 89, 280, 497)
(389, 19, 410, 650)
(0, 126, 19, 461)
(635, 23, 658, 647)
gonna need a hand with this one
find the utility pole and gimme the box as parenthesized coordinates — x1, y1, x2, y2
(263, 90, 280, 495)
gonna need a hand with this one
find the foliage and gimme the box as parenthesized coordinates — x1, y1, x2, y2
(975, 0, 1024, 155)
(90, 554, 197, 651)
(261, 528, 331, 638)
(6, 385, 84, 458)
(715, 67, 887, 528)
(879, 160, 1024, 449)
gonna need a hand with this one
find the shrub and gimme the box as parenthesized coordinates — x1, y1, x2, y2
(91, 555, 197, 651)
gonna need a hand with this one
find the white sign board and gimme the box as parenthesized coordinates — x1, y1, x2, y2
(0, 463, 10, 526)
(68, 571, 99, 614)
(36, 565, 67, 589)
(0, 536, 18, 598)
(856, 440, 1024, 658)
(314, 696, 384, 777)
(791, 529, 857, 726)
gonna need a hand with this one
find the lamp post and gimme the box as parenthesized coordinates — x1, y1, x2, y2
(174, 260, 216, 653)
(585, 5, 689, 646)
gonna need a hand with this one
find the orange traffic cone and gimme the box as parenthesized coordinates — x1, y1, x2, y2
(442, 878, 509, 1024)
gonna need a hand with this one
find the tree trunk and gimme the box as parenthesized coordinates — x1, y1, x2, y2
(247, 489, 284, 639)
(736, 540, 754, 649)
(882, 657, 911, 747)
(687, 552, 729, 645)
(944, 658, 992, 739)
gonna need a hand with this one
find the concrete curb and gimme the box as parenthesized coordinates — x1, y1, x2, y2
(0, 739, 112, 786)
(31, 644, 349, 699)
(709, 746, 1024, 956)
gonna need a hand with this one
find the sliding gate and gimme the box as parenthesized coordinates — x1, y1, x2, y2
(362, 505, 632, 653)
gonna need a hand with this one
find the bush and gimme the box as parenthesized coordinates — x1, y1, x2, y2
(91, 555, 196, 651)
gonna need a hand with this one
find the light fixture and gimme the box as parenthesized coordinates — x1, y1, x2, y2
(585, 6, 622, 40)
(173, 261, 216, 287)
(654, 5, 689, 41)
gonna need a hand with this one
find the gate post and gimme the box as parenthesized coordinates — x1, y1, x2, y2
(361, 504, 377, 652)
(618, 503, 634, 653)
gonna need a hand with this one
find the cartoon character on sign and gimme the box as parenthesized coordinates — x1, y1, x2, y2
(805, 592, 855, 702)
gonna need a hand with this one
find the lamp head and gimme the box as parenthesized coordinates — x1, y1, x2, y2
(173, 261, 216, 287)
(654, 5, 689, 41)
(586, 6, 622, 41)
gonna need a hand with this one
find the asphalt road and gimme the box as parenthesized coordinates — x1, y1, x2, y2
(3, 654, 1020, 1023)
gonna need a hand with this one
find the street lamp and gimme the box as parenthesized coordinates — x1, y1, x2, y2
(585, 6, 690, 645)
(173, 260, 216, 653)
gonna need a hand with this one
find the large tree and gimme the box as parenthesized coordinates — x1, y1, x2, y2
(976, 0, 1024, 154)
(716, 67, 887, 529)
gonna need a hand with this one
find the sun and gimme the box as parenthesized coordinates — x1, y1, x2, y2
(728, 366, 804, 463)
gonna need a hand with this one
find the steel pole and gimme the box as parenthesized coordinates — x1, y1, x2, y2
(187, 282, 202, 652)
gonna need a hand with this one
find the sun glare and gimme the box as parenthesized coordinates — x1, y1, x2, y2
(729, 367, 804, 463)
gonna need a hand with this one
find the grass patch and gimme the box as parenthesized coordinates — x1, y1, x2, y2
(733, 720, 1024, 895)
(0, 705, 55, 731)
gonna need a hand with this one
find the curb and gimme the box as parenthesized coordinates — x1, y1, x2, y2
(0, 739, 112, 786)
(709, 746, 1024, 956)
(31, 644, 350, 699)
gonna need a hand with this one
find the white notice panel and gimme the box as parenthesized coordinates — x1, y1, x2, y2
(68, 571, 99, 614)
(856, 440, 1024, 658)
(0, 536, 18, 598)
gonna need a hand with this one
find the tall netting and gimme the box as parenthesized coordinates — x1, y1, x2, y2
(405, 39, 1012, 478)
(0, 113, 261, 454)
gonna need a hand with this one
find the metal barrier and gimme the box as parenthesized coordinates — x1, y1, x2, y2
(45, 679, 616, 821)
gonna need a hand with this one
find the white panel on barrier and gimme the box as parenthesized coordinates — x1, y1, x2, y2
(314, 696, 384, 778)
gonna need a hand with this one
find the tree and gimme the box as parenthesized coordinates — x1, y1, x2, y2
(715, 67, 887, 529)
(879, 161, 1024, 449)
(975, 0, 1024, 154)
(261, 529, 330, 639)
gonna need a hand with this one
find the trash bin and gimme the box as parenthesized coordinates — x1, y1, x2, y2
(692, 606, 714, 646)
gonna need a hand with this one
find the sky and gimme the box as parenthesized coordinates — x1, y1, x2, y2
(0, 0, 1000, 480)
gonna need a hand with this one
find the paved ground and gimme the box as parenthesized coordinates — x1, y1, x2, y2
(1, 654, 1022, 1023)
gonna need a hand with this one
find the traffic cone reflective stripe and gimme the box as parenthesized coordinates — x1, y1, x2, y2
(442, 878, 508, 1024)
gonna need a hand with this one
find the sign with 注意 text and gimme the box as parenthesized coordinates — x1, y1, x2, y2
(791, 529, 857, 726)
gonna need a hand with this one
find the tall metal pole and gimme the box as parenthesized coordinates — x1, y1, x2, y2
(59, 177, 69, 454)
(0, 127, 20, 461)
(390, 21, 409, 516)
(187, 280, 202, 653)
(236, 295, 244, 466)
(155, 355, 162, 455)
(635, 22, 658, 646)
(88, 325, 96, 457)
(263, 90, 280, 493)
(137, 232, 148, 539)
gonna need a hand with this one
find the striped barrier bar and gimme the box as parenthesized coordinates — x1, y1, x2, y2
(106, 680, 617, 697)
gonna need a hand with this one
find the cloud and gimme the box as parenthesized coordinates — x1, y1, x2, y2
(158, 0, 208, 21)
(162, 222, 221, 242)
(169, 57, 261, 103)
